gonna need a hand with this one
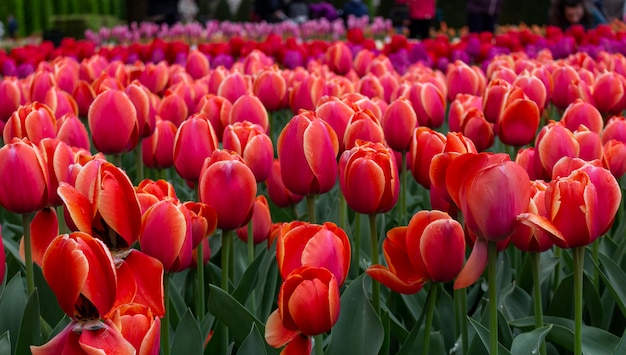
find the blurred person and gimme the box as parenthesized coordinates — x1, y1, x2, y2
(7, 14, 17, 39)
(255, 0, 289, 22)
(467, 0, 503, 33)
(389, 0, 410, 34)
(342, 0, 369, 19)
(598, 0, 625, 21)
(549, 0, 608, 30)
(402, 0, 436, 39)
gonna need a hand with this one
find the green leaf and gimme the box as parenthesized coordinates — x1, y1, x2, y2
(48, 316, 70, 341)
(499, 283, 532, 322)
(0, 331, 10, 355)
(613, 328, 626, 354)
(238, 323, 267, 355)
(467, 317, 511, 355)
(547, 274, 573, 318)
(326, 275, 384, 355)
(207, 284, 268, 346)
(171, 309, 202, 355)
(33, 263, 63, 327)
(232, 248, 265, 304)
(0, 274, 27, 354)
(582, 272, 603, 327)
(16, 288, 41, 354)
(598, 253, 626, 317)
(510, 325, 552, 355)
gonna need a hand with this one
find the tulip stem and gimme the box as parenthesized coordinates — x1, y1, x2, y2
(369, 213, 380, 315)
(592, 240, 599, 290)
(314, 334, 324, 355)
(488, 241, 498, 355)
(400, 152, 407, 224)
(423, 282, 440, 355)
(22, 213, 34, 295)
(56, 205, 68, 234)
(196, 242, 205, 317)
(354, 212, 361, 274)
(111, 153, 122, 168)
(339, 192, 347, 233)
(247, 218, 257, 313)
(134, 143, 144, 183)
(221, 229, 232, 352)
(573, 247, 584, 355)
(553, 247, 562, 293)
(455, 287, 468, 355)
(307, 195, 316, 224)
(531, 252, 546, 355)
(162, 274, 171, 355)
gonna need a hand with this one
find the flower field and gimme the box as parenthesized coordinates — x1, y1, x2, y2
(1, 20, 626, 355)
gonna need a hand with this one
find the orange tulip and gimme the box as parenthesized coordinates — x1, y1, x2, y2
(276, 221, 351, 285)
(111, 304, 161, 355)
(3, 102, 57, 145)
(339, 140, 399, 215)
(277, 110, 339, 196)
(381, 98, 418, 152)
(0, 138, 48, 214)
(198, 150, 257, 230)
(88, 89, 139, 155)
(173, 113, 219, 183)
(265, 159, 305, 208)
(518, 160, 621, 248)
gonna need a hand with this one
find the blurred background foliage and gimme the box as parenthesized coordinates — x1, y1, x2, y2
(0, 0, 553, 40)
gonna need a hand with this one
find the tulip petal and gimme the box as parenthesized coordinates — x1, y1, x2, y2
(79, 319, 136, 355)
(366, 265, 425, 294)
(303, 120, 339, 194)
(301, 229, 347, 285)
(120, 250, 165, 317)
(140, 201, 187, 270)
(97, 164, 141, 246)
(344, 158, 385, 214)
(283, 334, 312, 355)
(30, 207, 59, 266)
(517, 212, 567, 247)
(454, 237, 488, 289)
(58, 183, 93, 234)
(288, 277, 336, 336)
(265, 310, 300, 348)
(421, 219, 465, 283)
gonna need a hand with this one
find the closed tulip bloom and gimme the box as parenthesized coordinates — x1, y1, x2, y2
(197, 94, 232, 140)
(512, 70, 548, 112)
(460, 108, 494, 152)
(315, 95, 356, 152)
(185, 50, 210, 79)
(265, 159, 305, 208)
(339, 140, 399, 214)
(110, 304, 161, 355)
(159, 91, 188, 127)
(403, 81, 446, 129)
(198, 150, 257, 230)
(289, 73, 325, 113)
(217, 71, 250, 104)
(593, 71, 626, 116)
(0, 138, 48, 214)
(139, 61, 170, 95)
(410, 127, 446, 189)
(237, 195, 272, 245)
(603, 140, 626, 178)
(38, 138, 74, 207)
(602, 116, 626, 144)
(229, 94, 269, 133)
(561, 99, 603, 134)
(447, 152, 531, 242)
(72, 80, 96, 118)
(277, 110, 339, 196)
(515, 147, 549, 181)
(353, 50, 375, 77)
(126, 81, 155, 138)
(343, 93, 384, 121)
(173, 113, 219, 183)
(253, 67, 287, 111)
(30, 69, 57, 103)
(223, 121, 273, 182)
(518, 161, 621, 248)
(448, 94, 482, 133)
(482, 78, 511, 125)
(551, 64, 582, 110)
(446, 60, 486, 102)
(510, 180, 553, 252)
(276, 221, 351, 285)
(499, 96, 540, 147)
(343, 109, 385, 150)
(3, 102, 57, 145)
(325, 41, 353, 75)
(574, 127, 603, 162)
(88, 89, 139, 155)
(136, 178, 179, 214)
(381, 98, 418, 152)
(142, 118, 177, 170)
(56, 113, 90, 151)
(0, 77, 21, 122)
(182, 201, 217, 250)
(140, 199, 194, 272)
(536, 122, 580, 176)
(357, 73, 385, 101)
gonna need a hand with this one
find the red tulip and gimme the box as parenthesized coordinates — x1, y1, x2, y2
(136, 179, 179, 213)
(159, 91, 188, 127)
(315, 95, 356, 152)
(339, 140, 399, 214)
(536, 122, 580, 177)
(126, 81, 155, 138)
(277, 110, 339, 196)
(603, 140, 626, 178)
(410, 127, 446, 189)
(72, 80, 96, 118)
(198, 150, 257, 230)
(342, 93, 383, 121)
(514, 147, 549, 181)
(357, 73, 385, 101)
(186, 50, 210, 79)
(56, 113, 90, 150)
(448, 94, 482, 133)
(111, 304, 161, 355)
(88, 89, 139, 155)
(3, 102, 57, 145)
(253, 67, 287, 111)
(446, 60, 486, 102)
(0, 77, 21, 122)
(197, 94, 232, 140)
(173, 113, 219, 183)
(58, 160, 142, 249)
(276, 221, 351, 285)
(401, 81, 446, 129)
(512, 70, 548, 113)
(561, 99, 603, 134)
(574, 126, 603, 162)
(236, 195, 272, 245)
(593, 71, 626, 116)
(289, 73, 325, 113)
(518, 161, 621, 248)
(139, 61, 170, 95)
(343, 109, 385, 150)
(481, 78, 510, 125)
(38, 138, 74, 207)
(42, 232, 117, 319)
(460, 108, 494, 152)
(602, 116, 626, 144)
(498, 94, 540, 147)
(510, 180, 553, 252)
(0, 138, 48, 214)
(183, 201, 218, 250)
(217, 71, 250, 104)
(31, 319, 135, 355)
(381, 98, 418, 152)
(228, 94, 269, 133)
(325, 41, 353, 75)
(30, 69, 57, 103)
(140, 199, 194, 272)
(142, 118, 177, 170)
(265, 159, 305, 208)
(353, 50, 375, 77)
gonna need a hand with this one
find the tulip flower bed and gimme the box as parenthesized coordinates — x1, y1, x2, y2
(2, 23, 626, 355)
